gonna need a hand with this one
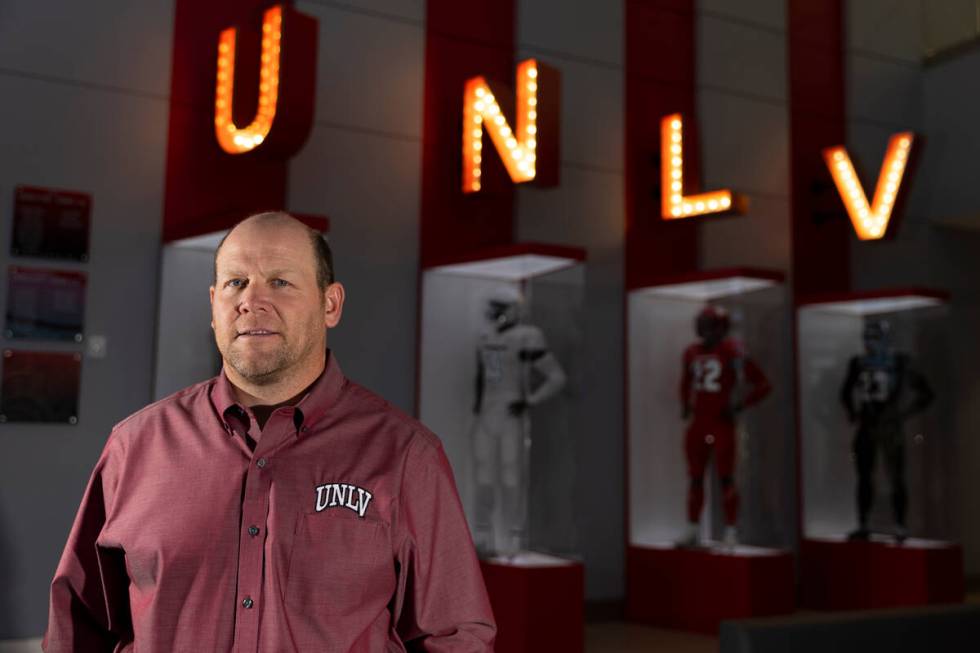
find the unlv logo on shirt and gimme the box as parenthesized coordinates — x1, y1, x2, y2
(314, 482, 374, 518)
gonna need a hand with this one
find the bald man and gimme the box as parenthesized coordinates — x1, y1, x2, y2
(44, 213, 495, 652)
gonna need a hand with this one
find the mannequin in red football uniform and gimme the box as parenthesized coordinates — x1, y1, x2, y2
(678, 305, 771, 546)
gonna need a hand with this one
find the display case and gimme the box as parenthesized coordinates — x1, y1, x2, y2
(153, 230, 227, 399)
(798, 289, 963, 609)
(626, 269, 795, 632)
(418, 243, 585, 653)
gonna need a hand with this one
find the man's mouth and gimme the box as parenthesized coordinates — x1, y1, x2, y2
(236, 329, 280, 338)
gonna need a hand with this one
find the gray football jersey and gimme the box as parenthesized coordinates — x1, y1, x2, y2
(478, 323, 565, 407)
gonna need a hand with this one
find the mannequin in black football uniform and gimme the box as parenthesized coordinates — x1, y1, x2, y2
(840, 320, 934, 542)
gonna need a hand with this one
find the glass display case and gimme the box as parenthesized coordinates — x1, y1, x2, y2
(628, 269, 794, 549)
(797, 289, 963, 610)
(799, 290, 953, 543)
(153, 230, 228, 400)
(418, 243, 585, 561)
(625, 269, 796, 631)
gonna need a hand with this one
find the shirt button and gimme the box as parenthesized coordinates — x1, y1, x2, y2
(248, 525, 260, 537)
(256, 458, 267, 468)
(242, 597, 254, 609)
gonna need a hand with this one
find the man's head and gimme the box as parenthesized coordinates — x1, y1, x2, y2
(695, 304, 730, 347)
(210, 212, 344, 387)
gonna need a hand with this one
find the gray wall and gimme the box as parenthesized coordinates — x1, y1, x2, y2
(287, 0, 424, 413)
(3, 0, 980, 640)
(0, 0, 426, 637)
(0, 0, 174, 637)
(514, 0, 626, 600)
(695, 0, 980, 575)
(845, 0, 980, 576)
(922, 41, 980, 579)
(513, 0, 796, 601)
(697, 0, 792, 273)
(694, 3, 796, 552)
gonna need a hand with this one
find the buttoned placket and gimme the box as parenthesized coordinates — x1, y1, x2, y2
(230, 407, 301, 653)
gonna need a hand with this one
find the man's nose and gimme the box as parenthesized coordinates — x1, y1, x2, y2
(238, 282, 271, 313)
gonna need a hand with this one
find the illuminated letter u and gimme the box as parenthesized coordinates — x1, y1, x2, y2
(214, 5, 283, 154)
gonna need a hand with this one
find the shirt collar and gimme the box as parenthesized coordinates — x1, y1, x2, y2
(210, 349, 346, 436)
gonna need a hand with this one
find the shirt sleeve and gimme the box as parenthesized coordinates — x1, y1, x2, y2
(43, 432, 132, 652)
(393, 434, 496, 652)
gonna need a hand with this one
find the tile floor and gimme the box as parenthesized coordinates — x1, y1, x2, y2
(588, 622, 716, 652)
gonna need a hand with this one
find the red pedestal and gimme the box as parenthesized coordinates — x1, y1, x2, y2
(626, 544, 795, 634)
(480, 554, 584, 653)
(801, 537, 964, 610)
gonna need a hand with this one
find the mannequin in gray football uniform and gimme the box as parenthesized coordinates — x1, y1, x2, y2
(472, 286, 567, 557)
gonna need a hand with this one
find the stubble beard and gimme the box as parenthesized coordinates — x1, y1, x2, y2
(220, 321, 322, 386)
(225, 338, 294, 385)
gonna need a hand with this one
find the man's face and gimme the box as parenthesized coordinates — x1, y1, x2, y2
(210, 222, 332, 385)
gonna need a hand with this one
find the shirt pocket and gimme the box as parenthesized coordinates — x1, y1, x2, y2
(285, 509, 394, 617)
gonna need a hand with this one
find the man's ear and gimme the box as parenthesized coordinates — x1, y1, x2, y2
(323, 282, 345, 328)
(209, 286, 215, 330)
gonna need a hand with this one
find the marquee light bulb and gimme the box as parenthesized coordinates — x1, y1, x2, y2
(462, 59, 542, 193)
(214, 5, 284, 154)
(822, 132, 914, 241)
(660, 113, 741, 220)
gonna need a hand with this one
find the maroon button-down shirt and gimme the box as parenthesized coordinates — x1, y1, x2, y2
(44, 352, 495, 652)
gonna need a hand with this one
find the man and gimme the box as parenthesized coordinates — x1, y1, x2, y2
(44, 212, 496, 651)
(678, 305, 771, 547)
(840, 319, 934, 543)
(471, 286, 566, 557)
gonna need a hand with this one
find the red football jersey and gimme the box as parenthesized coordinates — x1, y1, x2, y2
(680, 337, 770, 422)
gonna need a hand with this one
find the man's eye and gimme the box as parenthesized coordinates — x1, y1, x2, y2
(272, 279, 289, 288)
(226, 279, 245, 288)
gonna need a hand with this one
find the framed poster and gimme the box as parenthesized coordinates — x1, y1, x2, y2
(11, 185, 92, 261)
(0, 350, 82, 423)
(5, 266, 86, 341)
